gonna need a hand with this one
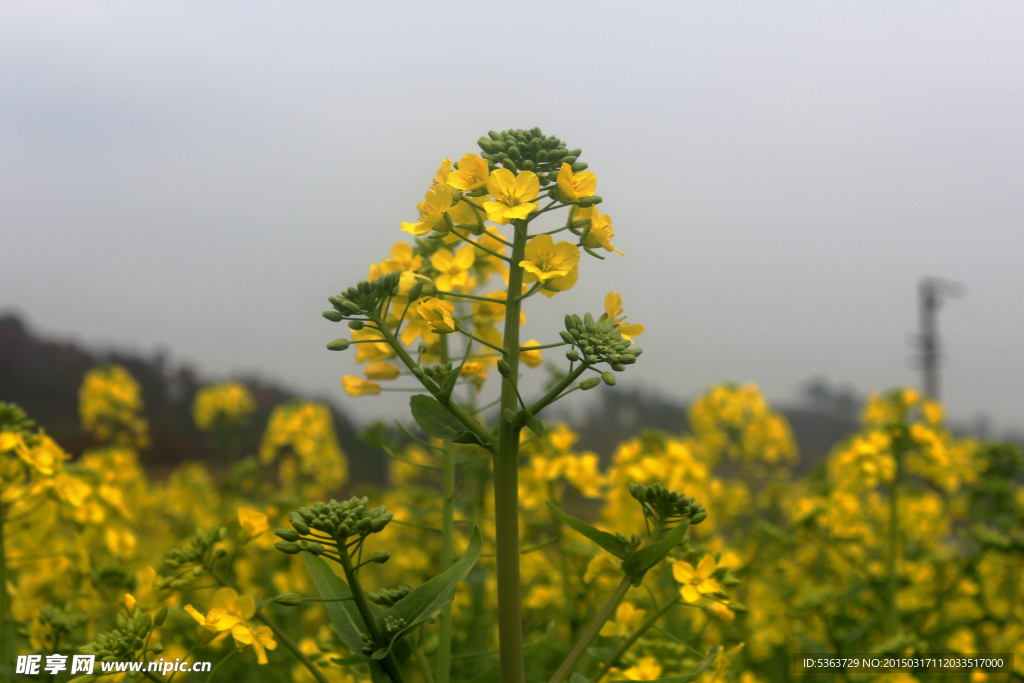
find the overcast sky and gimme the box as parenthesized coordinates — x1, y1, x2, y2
(2, 2, 1022, 435)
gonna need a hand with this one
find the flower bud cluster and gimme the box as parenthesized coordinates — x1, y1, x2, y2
(367, 585, 413, 607)
(80, 610, 155, 662)
(562, 313, 641, 372)
(281, 497, 393, 548)
(629, 482, 708, 527)
(324, 271, 402, 321)
(382, 616, 406, 642)
(476, 128, 585, 182)
(163, 527, 227, 573)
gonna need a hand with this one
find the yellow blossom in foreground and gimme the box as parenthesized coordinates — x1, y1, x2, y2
(418, 298, 456, 333)
(484, 169, 539, 224)
(238, 507, 269, 538)
(448, 153, 490, 191)
(231, 623, 278, 665)
(605, 292, 644, 340)
(365, 362, 401, 380)
(623, 657, 662, 680)
(432, 158, 452, 186)
(369, 241, 423, 279)
(431, 246, 476, 292)
(673, 555, 722, 603)
(600, 602, 646, 637)
(521, 340, 543, 368)
(577, 206, 623, 255)
(401, 184, 453, 236)
(342, 376, 381, 397)
(520, 235, 580, 282)
(556, 163, 597, 203)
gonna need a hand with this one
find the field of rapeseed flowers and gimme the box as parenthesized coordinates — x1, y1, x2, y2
(0, 128, 1020, 683)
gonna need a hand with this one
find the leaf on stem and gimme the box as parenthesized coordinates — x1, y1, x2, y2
(410, 395, 464, 441)
(372, 526, 484, 659)
(619, 521, 690, 583)
(545, 501, 630, 560)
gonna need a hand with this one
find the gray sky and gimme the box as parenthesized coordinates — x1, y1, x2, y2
(2, 2, 1022, 435)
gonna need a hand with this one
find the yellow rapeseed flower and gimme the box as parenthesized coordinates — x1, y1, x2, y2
(577, 206, 623, 256)
(520, 340, 543, 368)
(600, 602, 646, 637)
(418, 299, 457, 333)
(622, 657, 662, 681)
(431, 246, 476, 292)
(365, 362, 400, 380)
(238, 507, 269, 538)
(519, 235, 580, 282)
(673, 555, 722, 603)
(604, 293, 644, 340)
(342, 376, 381, 397)
(556, 163, 597, 204)
(432, 158, 452, 186)
(448, 153, 490, 191)
(402, 184, 453, 236)
(484, 169, 539, 224)
(369, 241, 423, 279)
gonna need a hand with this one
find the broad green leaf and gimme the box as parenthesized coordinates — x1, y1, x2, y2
(606, 645, 719, 683)
(570, 674, 591, 683)
(373, 526, 484, 659)
(453, 430, 488, 446)
(620, 520, 690, 579)
(586, 646, 615, 660)
(410, 395, 464, 440)
(546, 501, 630, 560)
(303, 555, 411, 665)
(368, 661, 390, 683)
(304, 554, 377, 660)
(522, 410, 544, 437)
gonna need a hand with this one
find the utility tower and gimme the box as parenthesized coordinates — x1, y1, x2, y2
(915, 277, 964, 400)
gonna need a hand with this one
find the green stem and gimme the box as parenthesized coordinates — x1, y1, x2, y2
(527, 364, 589, 417)
(548, 576, 632, 683)
(254, 613, 332, 683)
(449, 229, 512, 262)
(519, 342, 568, 351)
(592, 597, 682, 682)
(495, 221, 528, 683)
(206, 648, 237, 683)
(415, 643, 436, 683)
(436, 290, 507, 305)
(336, 549, 407, 683)
(455, 327, 507, 355)
(436, 333, 456, 683)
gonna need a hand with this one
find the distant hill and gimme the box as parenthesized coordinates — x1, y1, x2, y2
(0, 314, 387, 484)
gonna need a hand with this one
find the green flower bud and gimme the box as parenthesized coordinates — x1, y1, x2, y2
(601, 372, 616, 386)
(371, 550, 391, 564)
(580, 377, 601, 390)
(327, 339, 350, 351)
(275, 542, 301, 555)
(577, 195, 602, 208)
(690, 510, 707, 524)
(322, 310, 343, 322)
(566, 349, 580, 362)
(562, 156, 577, 166)
(290, 517, 311, 536)
(275, 529, 300, 542)
(275, 593, 304, 607)
(611, 363, 626, 372)
(348, 320, 364, 330)
(559, 331, 575, 344)
(153, 607, 168, 627)
(570, 162, 589, 173)
(496, 360, 512, 378)
(150, 643, 164, 655)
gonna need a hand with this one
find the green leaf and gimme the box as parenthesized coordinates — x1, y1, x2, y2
(303, 555, 411, 665)
(373, 526, 484, 659)
(453, 430, 488, 446)
(546, 501, 630, 560)
(303, 554, 377, 660)
(368, 660, 390, 683)
(329, 655, 365, 666)
(522, 410, 544, 437)
(620, 520, 690, 579)
(606, 645, 719, 683)
(410, 395, 464, 440)
(570, 674, 591, 683)
(586, 647, 616, 660)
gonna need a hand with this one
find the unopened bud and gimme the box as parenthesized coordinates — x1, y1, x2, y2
(580, 378, 601, 390)
(153, 606, 168, 627)
(577, 195, 602, 208)
(601, 372, 616, 386)
(348, 320, 364, 330)
(275, 529, 300, 542)
(275, 593, 304, 607)
(327, 339, 350, 351)
(371, 551, 390, 564)
(566, 349, 580, 362)
(496, 360, 512, 378)
(323, 310, 343, 322)
(275, 542, 301, 555)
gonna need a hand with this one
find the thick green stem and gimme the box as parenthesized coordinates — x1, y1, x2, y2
(494, 221, 528, 683)
(592, 597, 681, 682)
(548, 576, 632, 683)
(336, 551, 407, 683)
(436, 336, 456, 683)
